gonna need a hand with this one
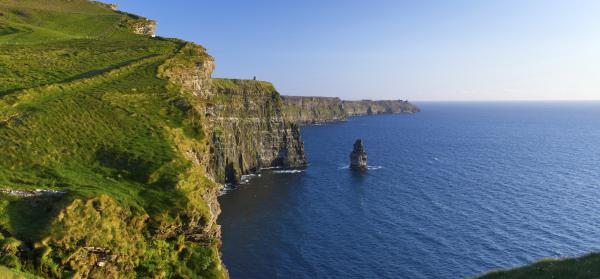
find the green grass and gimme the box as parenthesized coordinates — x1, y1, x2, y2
(0, 39, 172, 94)
(0, 0, 225, 277)
(0, 0, 151, 43)
(477, 253, 600, 279)
(0, 51, 211, 237)
(211, 78, 276, 94)
(0, 265, 41, 279)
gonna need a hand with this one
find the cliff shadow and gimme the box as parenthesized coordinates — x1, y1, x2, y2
(5, 194, 70, 242)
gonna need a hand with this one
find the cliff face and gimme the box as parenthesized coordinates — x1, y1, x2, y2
(281, 96, 346, 124)
(342, 100, 420, 116)
(208, 79, 306, 183)
(282, 96, 419, 124)
(158, 47, 305, 185)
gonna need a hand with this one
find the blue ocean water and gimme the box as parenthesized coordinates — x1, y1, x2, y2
(218, 102, 600, 279)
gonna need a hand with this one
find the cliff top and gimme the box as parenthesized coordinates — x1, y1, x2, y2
(212, 78, 276, 93)
(0, 0, 156, 43)
(0, 0, 225, 277)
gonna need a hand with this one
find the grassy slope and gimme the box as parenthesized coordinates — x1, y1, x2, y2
(0, 265, 41, 279)
(477, 253, 600, 279)
(0, 0, 224, 277)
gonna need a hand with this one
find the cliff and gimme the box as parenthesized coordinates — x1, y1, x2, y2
(281, 96, 419, 124)
(208, 79, 306, 183)
(280, 96, 346, 124)
(342, 99, 420, 116)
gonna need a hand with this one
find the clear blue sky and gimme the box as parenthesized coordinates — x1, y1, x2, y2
(110, 0, 600, 101)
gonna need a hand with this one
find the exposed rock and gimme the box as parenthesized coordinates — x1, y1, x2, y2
(117, 12, 157, 37)
(131, 19, 156, 36)
(91, 1, 118, 11)
(350, 139, 368, 171)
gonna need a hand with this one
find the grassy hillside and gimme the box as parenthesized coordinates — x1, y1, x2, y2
(0, 0, 226, 278)
(477, 253, 600, 279)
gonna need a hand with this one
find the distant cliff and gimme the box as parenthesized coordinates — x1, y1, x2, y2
(280, 96, 346, 124)
(281, 96, 419, 124)
(342, 99, 419, 116)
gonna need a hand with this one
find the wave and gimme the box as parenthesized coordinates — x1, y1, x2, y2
(338, 165, 383, 170)
(219, 183, 237, 196)
(272, 169, 304, 174)
(240, 174, 258, 184)
(260, 166, 283, 170)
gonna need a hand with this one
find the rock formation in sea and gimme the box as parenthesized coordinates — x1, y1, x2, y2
(350, 139, 368, 171)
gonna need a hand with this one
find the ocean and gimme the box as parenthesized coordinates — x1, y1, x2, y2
(218, 102, 600, 278)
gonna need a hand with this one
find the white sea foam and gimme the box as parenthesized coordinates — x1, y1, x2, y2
(367, 165, 383, 170)
(240, 173, 259, 184)
(260, 166, 283, 170)
(219, 183, 237, 196)
(272, 169, 304, 174)
(339, 165, 383, 170)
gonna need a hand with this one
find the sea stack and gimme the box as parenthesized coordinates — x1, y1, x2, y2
(350, 139, 368, 171)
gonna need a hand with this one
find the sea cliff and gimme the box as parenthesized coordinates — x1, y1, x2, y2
(281, 96, 419, 124)
(342, 99, 420, 116)
(0, 1, 401, 278)
(208, 79, 306, 184)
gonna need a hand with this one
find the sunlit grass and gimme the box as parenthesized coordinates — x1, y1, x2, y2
(0, 0, 225, 277)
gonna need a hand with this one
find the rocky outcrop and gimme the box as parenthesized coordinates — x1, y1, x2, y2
(117, 12, 157, 37)
(282, 96, 419, 124)
(350, 139, 368, 171)
(92, 1, 118, 11)
(130, 19, 156, 36)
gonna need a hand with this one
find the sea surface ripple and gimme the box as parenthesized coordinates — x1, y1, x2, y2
(218, 102, 600, 278)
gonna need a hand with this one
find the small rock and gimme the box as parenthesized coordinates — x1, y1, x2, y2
(97, 261, 106, 267)
(349, 139, 368, 171)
